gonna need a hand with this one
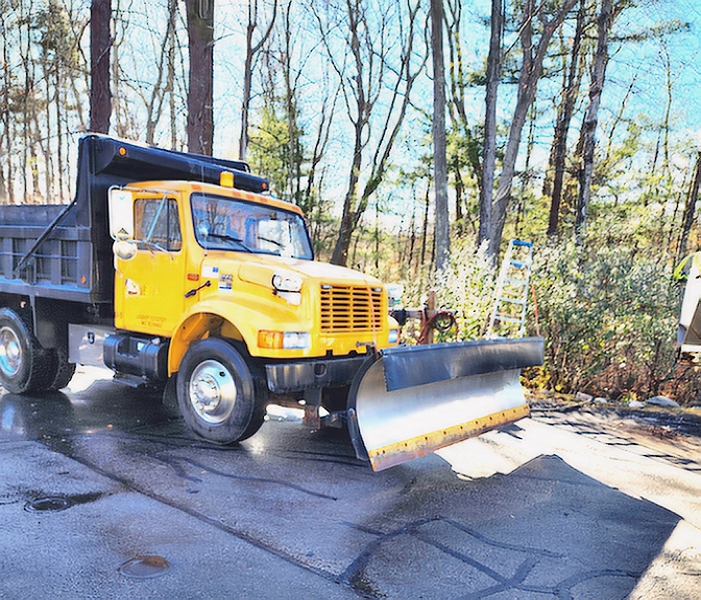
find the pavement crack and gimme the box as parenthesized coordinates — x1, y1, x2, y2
(442, 518, 565, 559)
(338, 516, 566, 599)
(551, 568, 642, 600)
(337, 517, 439, 592)
(163, 455, 339, 500)
(151, 455, 203, 483)
(414, 531, 507, 583)
(457, 556, 538, 599)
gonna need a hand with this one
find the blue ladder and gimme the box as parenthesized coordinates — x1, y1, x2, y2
(488, 239, 533, 338)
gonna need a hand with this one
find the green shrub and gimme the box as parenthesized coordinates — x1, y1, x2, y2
(532, 238, 683, 402)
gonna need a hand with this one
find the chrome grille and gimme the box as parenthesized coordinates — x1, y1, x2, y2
(320, 284, 383, 332)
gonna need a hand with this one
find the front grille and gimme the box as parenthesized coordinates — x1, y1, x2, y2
(320, 284, 383, 332)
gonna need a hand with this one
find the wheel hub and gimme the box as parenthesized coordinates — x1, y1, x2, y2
(188, 360, 237, 424)
(193, 375, 220, 410)
(0, 326, 22, 377)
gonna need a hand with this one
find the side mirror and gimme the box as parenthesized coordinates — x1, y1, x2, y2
(108, 188, 137, 261)
(112, 238, 138, 261)
(108, 188, 135, 239)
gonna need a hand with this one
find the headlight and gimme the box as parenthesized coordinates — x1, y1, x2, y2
(272, 273, 303, 293)
(282, 332, 311, 349)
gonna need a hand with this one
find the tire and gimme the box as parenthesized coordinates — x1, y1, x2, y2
(48, 346, 76, 390)
(0, 308, 54, 394)
(177, 338, 267, 444)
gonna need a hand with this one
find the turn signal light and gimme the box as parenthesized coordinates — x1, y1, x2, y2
(258, 330, 284, 349)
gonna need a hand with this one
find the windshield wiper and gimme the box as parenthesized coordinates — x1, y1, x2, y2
(258, 235, 284, 248)
(258, 235, 288, 256)
(206, 233, 253, 252)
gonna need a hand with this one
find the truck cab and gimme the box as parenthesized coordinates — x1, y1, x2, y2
(110, 180, 396, 364)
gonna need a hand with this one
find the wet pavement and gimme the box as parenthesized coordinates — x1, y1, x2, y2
(1, 366, 700, 599)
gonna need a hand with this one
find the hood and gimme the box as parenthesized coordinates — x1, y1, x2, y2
(237, 256, 383, 289)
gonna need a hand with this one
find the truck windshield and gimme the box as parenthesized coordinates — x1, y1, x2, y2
(191, 193, 313, 260)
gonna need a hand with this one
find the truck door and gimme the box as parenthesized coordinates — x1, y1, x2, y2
(115, 195, 187, 336)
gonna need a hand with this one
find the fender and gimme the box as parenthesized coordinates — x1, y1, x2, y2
(167, 294, 311, 374)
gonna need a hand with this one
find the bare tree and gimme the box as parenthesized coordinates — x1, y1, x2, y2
(90, 0, 111, 134)
(185, 0, 214, 155)
(314, 0, 425, 267)
(488, 0, 578, 260)
(144, 0, 179, 145)
(443, 0, 482, 230)
(1, 5, 16, 204)
(575, 0, 613, 236)
(278, 1, 338, 219)
(240, 0, 277, 161)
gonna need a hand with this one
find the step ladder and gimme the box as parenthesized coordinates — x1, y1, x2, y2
(488, 239, 533, 338)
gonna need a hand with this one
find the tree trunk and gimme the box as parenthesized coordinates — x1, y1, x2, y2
(167, 0, 178, 148)
(90, 0, 111, 134)
(431, 0, 449, 272)
(420, 185, 430, 271)
(677, 151, 701, 266)
(185, 0, 215, 155)
(0, 11, 11, 203)
(546, 0, 585, 237)
(575, 0, 613, 236)
(478, 0, 502, 248)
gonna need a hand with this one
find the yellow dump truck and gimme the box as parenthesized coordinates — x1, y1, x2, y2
(0, 135, 542, 470)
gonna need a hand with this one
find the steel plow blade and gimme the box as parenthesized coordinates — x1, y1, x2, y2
(347, 337, 544, 472)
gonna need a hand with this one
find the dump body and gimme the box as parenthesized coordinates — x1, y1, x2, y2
(0, 134, 542, 471)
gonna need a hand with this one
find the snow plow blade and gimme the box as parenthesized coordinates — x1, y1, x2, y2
(347, 337, 544, 472)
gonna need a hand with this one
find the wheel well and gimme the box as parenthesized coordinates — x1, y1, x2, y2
(0, 293, 27, 312)
(168, 313, 246, 375)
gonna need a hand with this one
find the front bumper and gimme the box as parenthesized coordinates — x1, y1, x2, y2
(265, 354, 370, 393)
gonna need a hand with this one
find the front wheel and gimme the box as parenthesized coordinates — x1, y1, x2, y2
(176, 339, 266, 444)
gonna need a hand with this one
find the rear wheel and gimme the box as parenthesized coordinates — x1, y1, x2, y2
(176, 339, 266, 444)
(0, 308, 54, 394)
(48, 346, 76, 390)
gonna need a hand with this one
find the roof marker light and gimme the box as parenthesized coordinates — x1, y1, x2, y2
(220, 171, 234, 188)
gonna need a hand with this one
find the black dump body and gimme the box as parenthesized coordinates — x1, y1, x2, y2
(0, 134, 269, 305)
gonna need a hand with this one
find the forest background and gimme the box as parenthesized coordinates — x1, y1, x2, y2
(1, 0, 700, 405)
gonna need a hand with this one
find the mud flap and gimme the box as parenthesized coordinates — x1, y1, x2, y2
(347, 337, 544, 471)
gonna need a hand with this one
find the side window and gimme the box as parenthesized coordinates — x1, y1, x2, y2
(134, 198, 182, 251)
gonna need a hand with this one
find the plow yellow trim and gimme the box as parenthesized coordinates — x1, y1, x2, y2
(367, 403, 529, 472)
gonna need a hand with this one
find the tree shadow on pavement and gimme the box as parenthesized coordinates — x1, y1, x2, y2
(339, 454, 681, 600)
